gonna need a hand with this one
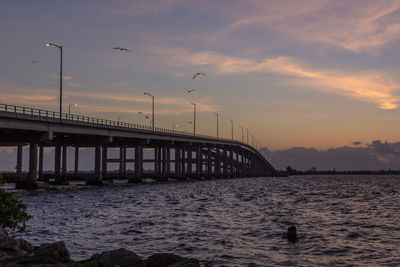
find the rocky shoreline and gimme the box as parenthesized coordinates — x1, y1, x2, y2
(0, 228, 200, 267)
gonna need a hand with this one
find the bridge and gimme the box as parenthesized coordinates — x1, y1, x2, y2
(0, 103, 277, 188)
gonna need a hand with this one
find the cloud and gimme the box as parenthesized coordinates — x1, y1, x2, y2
(0, 85, 216, 115)
(49, 75, 75, 81)
(352, 141, 362, 146)
(151, 47, 400, 109)
(211, 0, 400, 53)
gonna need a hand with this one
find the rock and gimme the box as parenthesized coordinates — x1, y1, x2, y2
(287, 226, 298, 242)
(168, 258, 200, 267)
(17, 238, 34, 254)
(0, 228, 8, 243)
(94, 248, 145, 267)
(146, 253, 184, 267)
(34, 241, 70, 263)
(0, 238, 19, 252)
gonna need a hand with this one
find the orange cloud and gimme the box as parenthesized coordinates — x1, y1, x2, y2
(151, 47, 400, 109)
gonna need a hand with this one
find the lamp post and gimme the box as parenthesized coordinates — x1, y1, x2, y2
(190, 102, 196, 136)
(68, 103, 77, 114)
(118, 115, 123, 122)
(246, 128, 249, 144)
(172, 124, 178, 131)
(144, 92, 154, 131)
(230, 120, 234, 141)
(238, 126, 244, 143)
(46, 42, 62, 122)
(213, 113, 219, 139)
(138, 112, 152, 127)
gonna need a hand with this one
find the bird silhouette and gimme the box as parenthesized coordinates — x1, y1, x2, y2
(184, 88, 195, 93)
(32, 59, 36, 64)
(112, 47, 130, 52)
(192, 72, 206, 79)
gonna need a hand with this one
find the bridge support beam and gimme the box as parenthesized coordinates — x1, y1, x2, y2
(16, 142, 37, 189)
(16, 145, 23, 175)
(38, 146, 44, 181)
(119, 147, 126, 174)
(86, 144, 102, 185)
(74, 147, 79, 175)
(62, 146, 67, 175)
(187, 146, 192, 177)
(102, 146, 108, 179)
(131, 145, 143, 183)
(195, 146, 201, 179)
(54, 145, 68, 184)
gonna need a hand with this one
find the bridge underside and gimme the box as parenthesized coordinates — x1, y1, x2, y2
(0, 109, 277, 188)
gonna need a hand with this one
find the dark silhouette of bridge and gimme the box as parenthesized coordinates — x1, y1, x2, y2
(0, 103, 277, 188)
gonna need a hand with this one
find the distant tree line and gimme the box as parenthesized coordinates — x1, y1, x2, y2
(283, 166, 400, 176)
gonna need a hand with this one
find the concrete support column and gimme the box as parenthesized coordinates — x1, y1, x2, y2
(158, 147, 162, 175)
(119, 147, 126, 174)
(230, 148, 234, 177)
(87, 144, 102, 185)
(187, 146, 192, 176)
(196, 146, 201, 179)
(207, 147, 212, 177)
(74, 147, 79, 175)
(215, 147, 221, 178)
(174, 147, 181, 177)
(181, 148, 186, 176)
(223, 148, 228, 178)
(162, 146, 168, 175)
(38, 146, 44, 181)
(62, 146, 67, 175)
(102, 146, 108, 178)
(54, 145, 62, 182)
(16, 145, 23, 175)
(166, 147, 171, 175)
(134, 145, 143, 180)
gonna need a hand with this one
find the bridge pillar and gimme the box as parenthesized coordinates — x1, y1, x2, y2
(16, 145, 23, 175)
(195, 146, 201, 179)
(181, 147, 186, 179)
(16, 142, 37, 189)
(62, 146, 67, 175)
(222, 147, 228, 178)
(187, 146, 192, 177)
(87, 144, 102, 185)
(54, 145, 67, 184)
(131, 145, 143, 182)
(38, 146, 44, 181)
(166, 147, 170, 176)
(119, 147, 126, 174)
(207, 147, 212, 178)
(174, 147, 180, 177)
(230, 148, 234, 177)
(74, 147, 79, 175)
(215, 147, 221, 178)
(102, 146, 108, 179)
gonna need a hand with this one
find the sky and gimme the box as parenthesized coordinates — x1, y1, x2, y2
(1, 0, 400, 150)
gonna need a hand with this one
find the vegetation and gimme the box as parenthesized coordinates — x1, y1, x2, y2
(0, 174, 32, 231)
(283, 166, 400, 176)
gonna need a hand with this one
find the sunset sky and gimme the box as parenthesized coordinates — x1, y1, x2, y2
(1, 0, 400, 150)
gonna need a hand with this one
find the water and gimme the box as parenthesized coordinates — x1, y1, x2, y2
(14, 175, 400, 266)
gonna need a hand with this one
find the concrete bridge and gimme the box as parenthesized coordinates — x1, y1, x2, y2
(0, 103, 277, 188)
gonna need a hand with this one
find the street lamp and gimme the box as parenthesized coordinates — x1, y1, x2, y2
(189, 102, 196, 136)
(138, 112, 152, 127)
(143, 92, 154, 131)
(45, 42, 62, 122)
(213, 112, 219, 139)
(246, 128, 249, 144)
(68, 103, 77, 114)
(238, 126, 244, 143)
(172, 124, 178, 131)
(118, 115, 123, 122)
(230, 120, 234, 141)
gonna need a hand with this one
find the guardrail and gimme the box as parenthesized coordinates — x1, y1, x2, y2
(0, 103, 242, 143)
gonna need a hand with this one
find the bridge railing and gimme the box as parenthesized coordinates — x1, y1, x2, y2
(0, 103, 275, 167)
(0, 103, 242, 142)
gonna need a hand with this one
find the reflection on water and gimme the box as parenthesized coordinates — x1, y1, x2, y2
(15, 175, 400, 266)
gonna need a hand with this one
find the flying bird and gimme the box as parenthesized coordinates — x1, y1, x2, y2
(112, 47, 130, 52)
(32, 59, 36, 64)
(192, 72, 206, 79)
(184, 88, 195, 93)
